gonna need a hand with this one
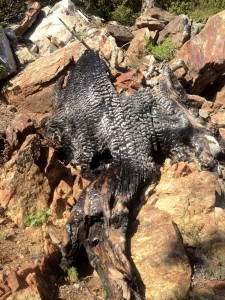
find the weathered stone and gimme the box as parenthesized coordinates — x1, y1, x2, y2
(17, 262, 39, 279)
(148, 160, 225, 247)
(25, 1, 88, 55)
(131, 205, 191, 299)
(0, 135, 51, 227)
(219, 128, 225, 140)
(106, 23, 134, 44)
(136, 4, 174, 30)
(114, 69, 145, 95)
(0, 29, 17, 79)
(14, 2, 41, 37)
(187, 94, 206, 108)
(15, 46, 37, 65)
(173, 10, 225, 94)
(126, 28, 150, 62)
(158, 14, 191, 49)
(51, 179, 74, 218)
(3, 41, 86, 117)
(211, 110, 225, 128)
(7, 270, 21, 293)
(5, 113, 34, 148)
(100, 35, 120, 68)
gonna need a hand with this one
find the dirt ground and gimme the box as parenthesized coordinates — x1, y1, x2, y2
(0, 206, 104, 300)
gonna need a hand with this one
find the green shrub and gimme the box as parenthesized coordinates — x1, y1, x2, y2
(146, 38, 176, 61)
(24, 208, 51, 227)
(164, 0, 225, 22)
(66, 266, 79, 283)
(111, 3, 140, 25)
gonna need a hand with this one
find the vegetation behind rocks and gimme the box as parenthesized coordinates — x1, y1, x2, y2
(1, 0, 225, 26)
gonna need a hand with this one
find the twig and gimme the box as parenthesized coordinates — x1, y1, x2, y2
(57, 17, 92, 51)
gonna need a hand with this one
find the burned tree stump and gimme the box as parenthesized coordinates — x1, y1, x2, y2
(47, 50, 222, 299)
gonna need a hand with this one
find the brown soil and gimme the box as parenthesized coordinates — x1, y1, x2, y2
(0, 207, 104, 300)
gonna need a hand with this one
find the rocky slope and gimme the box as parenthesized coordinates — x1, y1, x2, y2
(0, 1, 225, 299)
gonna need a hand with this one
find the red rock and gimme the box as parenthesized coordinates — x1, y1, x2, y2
(43, 237, 61, 266)
(187, 94, 206, 108)
(136, 4, 174, 30)
(17, 262, 39, 279)
(174, 11, 225, 94)
(131, 205, 191, 299)
(5, 113, 34, 148)
(211, 110, 225, 128)
(114, 69, 145, 95)
(3, 41, 86, 118)
(126, 28, 150, 62)
(158, 15, 191, 49)
(0, 283, 11, 299)
(14, 2, 41, 37)
(7, 270, 21, 293)
(51, 179, 74, 218)
(0, 135, 51, 227)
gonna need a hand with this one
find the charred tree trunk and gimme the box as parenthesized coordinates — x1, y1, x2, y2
(61, 165, 144, 299)
(47, 50, 223, 299)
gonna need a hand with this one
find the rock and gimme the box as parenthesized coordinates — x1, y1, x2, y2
(0, 28, 17, 80)
(158, 14, 191, 49)
(114, 69, 145, 95)
(147, 160, 225, 247)
(135, 4, 174, 30)
(187, 94, 206, 108)
(5, 113, 35, 149)
(17, 262, 39, 279)
(126, 28, 150, 63)
(51, 179, 74, 218)
(3, 40, 86, 117)
(219, 128, 225, 140)
(173, 10, 225, 94)
(106, 23, 134, 44)
(7, 270, 21, 293)
(15, 46, 37, 65)
(131, 205, 191, 299)
(25, 0, 89, 55)
(100, 35, 122, 68)
(14, 2, 41, 37)
(204, 75, 225, 106)
(211, 110, 225, 128)
(0, 135, 51, 227)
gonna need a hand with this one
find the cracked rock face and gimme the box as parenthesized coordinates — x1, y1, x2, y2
(47, 50, 223, 299)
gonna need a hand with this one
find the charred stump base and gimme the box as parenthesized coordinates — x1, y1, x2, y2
(60, 165, 143, 300)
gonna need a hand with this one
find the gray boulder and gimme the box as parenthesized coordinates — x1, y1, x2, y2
(0, 27, 17, 80)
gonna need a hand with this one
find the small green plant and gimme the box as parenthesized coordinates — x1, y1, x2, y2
(102, 289, 108, 299)
(0, 64, 5, 72)
(66, 266, 79, 283)
(24, 208, 51, 227)
(146, 38, 176, 61)
(0, 232, 8, 239)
